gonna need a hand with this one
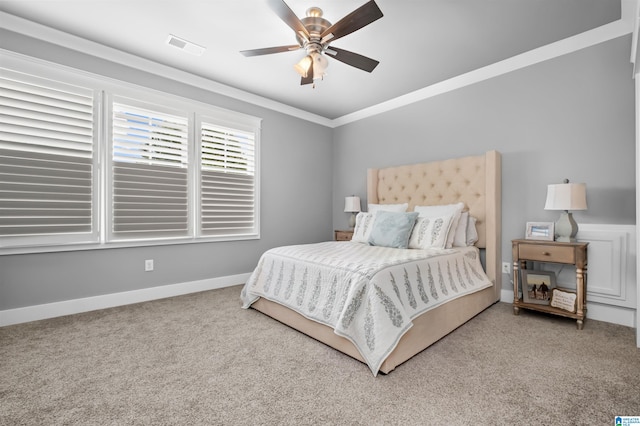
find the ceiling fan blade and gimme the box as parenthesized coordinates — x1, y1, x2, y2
(267, 0, 310, 40)
(240, 45, 301, 57)
(320, 0, 383, 43)
(301, 65, 314, 85)
(325, 47, 379, 72)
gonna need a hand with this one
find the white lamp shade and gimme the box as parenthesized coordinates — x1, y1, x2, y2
(344, 196, 361, 213)
(544, 183, 587, 211)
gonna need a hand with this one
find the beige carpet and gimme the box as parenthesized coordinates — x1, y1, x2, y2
(1, 285, 638, 425)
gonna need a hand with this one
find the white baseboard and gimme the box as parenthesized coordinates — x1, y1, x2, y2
(3, 276, 634, 329)
(500, 289, 637, 328)
(0, 273, 251, 327)
(587, 302, 637, 328)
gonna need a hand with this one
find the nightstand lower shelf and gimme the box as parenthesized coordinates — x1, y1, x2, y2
(513, 300, 586, 326)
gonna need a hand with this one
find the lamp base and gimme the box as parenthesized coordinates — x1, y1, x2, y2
(348, 212, 357, 228)
(555, 211, 578, 242)
(555, 236, 577, 243)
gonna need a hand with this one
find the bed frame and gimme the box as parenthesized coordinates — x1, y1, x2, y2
(251, 150, 502, 374)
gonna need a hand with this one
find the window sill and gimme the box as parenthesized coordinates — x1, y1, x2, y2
(0, 233, 260, 256)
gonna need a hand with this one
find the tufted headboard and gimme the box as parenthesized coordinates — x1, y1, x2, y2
(367, 151, 502, 296)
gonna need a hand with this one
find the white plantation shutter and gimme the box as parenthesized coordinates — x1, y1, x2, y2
(0, 68, 96, 241)
(200, 122, 256, 236)
(1, 54, 261, 251)
(111, 102, 189, 239)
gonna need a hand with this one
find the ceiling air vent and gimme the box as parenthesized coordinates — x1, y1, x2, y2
(166, 34, 205, 56)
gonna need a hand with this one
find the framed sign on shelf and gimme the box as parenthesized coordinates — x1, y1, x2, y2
(550, 288, 577, 313)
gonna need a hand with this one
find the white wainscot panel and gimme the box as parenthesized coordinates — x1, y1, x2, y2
(536, 225, 636, 327)
(577, 224, 636, 308)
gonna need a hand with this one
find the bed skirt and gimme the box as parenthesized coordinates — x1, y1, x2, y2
(250, 284, 497, 374)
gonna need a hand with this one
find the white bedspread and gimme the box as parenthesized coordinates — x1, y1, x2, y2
(241, 241, 492, 375)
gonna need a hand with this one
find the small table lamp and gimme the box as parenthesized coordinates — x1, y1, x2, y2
(344, 196, 361, 228)
(544, 179, 587, 242)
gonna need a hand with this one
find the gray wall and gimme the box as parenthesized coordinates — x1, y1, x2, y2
(0, 32, 334, 310)
(1, 31, 635, 310)
(332, 35, 635, 291)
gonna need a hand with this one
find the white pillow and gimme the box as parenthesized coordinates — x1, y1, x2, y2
(466, 216, 479, 246)
(413, 202, 465, 248)
(452, 211, 469, 247)
(351, 212, 375, 243)
(452, 212, 480, 247)
(408, 215, 455, 249)
(368, 203, 408, 213)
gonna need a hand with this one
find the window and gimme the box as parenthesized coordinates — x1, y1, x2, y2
(0, 55, 260, 253)
(0, 67, 99, 247)
(199, 121, 256, 236)
(110, 101, 190, 240)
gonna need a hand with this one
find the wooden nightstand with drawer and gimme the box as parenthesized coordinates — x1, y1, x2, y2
(512, 239, 588, 329)
(334, 230, 354, 241)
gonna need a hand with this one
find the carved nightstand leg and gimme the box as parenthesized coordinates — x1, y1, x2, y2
(577, 319, 584, 330)
(513, 306, 520, 315)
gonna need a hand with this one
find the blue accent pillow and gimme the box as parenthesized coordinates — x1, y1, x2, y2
(368, 211, 419, 249)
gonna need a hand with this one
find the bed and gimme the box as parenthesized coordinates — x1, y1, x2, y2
(241, 150, 501, 375)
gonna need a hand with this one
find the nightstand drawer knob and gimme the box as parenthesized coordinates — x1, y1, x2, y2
(542, 251, 550, 256)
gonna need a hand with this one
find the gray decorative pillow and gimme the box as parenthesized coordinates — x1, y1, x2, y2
(368, 211, 419, 249)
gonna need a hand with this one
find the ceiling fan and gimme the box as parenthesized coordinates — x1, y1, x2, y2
(240, 0, 383, 86)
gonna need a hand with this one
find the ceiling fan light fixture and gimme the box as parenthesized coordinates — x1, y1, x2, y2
(294, 55, 313, 77)
(310, 52, 328, 80)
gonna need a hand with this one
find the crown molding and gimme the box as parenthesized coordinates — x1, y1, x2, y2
(333, 2, 635, 127)
(0, 11, 333, 128)
(0, 1, 635, 129)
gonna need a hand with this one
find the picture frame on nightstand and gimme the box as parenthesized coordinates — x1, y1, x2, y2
(525, 222, 554, 241)
(521, 269, 556, 305)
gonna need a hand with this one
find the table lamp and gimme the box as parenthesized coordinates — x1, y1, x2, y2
(344, 196, 361, 228)
(544, 179, 587, 242)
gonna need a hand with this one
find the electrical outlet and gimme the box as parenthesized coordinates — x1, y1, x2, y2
(145, 259, 154, 272)
(502, 262, 511, 274)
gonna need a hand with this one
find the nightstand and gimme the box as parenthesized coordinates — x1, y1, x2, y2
(334, 230, 354, 241)
(512, 239, 588, 329)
